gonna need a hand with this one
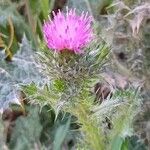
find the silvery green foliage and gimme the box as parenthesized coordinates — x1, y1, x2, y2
(34, 40, 109, 105)
(22, 41, 109, 123)
(0, 35, 47, 112)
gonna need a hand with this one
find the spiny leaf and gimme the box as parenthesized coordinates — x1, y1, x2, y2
(0, 35, 47, 112)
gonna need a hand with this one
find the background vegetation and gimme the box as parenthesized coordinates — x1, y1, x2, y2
(0, 0, 150, 149)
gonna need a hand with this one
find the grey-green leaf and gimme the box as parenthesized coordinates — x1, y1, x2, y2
(0, 35, 47, 111)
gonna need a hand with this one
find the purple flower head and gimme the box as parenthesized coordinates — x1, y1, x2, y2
(43, 8, 93, 53)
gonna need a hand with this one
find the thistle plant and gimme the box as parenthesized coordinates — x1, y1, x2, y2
(23, 8, 109, 149)
(22, 7, 143, 150)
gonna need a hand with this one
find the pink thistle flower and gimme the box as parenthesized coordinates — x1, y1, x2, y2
(43, 8, 93, 53)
